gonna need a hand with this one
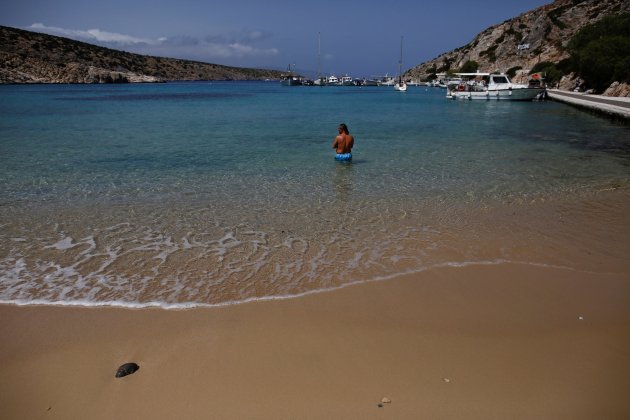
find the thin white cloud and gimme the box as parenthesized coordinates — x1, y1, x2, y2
(27, 23, 279, 61)
(28, 23, 162, 45)
(219, 42, 278, 57)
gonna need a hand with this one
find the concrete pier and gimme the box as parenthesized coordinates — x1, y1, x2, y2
(547, 89, 630, 120)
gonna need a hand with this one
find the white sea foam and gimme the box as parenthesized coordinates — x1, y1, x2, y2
(46, 236, 77, 250)
(0, 260, 591, 310)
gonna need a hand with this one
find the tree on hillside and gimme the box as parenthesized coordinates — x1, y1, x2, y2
(458, 60, 479, 73)
(567, 13, 630, 92)
(529, 62, 563, 85)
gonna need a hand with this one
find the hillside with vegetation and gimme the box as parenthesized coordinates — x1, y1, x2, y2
(405, 0, 630, 95)
(0, 26, 283, 84)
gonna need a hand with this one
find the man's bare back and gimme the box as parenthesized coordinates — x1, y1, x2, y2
(332, 124, 354, 154)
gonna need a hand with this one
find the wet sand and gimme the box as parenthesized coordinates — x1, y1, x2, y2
(1, 261, 630, 420)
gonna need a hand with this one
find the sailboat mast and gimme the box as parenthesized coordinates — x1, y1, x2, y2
(398, 36, 403, 83)
(317, 32, 321, 80)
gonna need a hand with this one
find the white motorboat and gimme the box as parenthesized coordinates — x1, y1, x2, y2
(327, 75, 340, 85)
(340, 75, 353, 86)
(446, 72, 545, 101)
(378, 75, 396, 86)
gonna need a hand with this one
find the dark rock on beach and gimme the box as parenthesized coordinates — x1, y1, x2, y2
(115, 362, 140, 378)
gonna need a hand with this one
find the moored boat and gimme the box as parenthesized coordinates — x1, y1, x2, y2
(361, 78, 379, 86)
(280, 74, 301, 86)
(327, 75, 340, 85)
(280, 65, 302, 86)
(340, 75, 353, 86)
(393, 36, 407, 92)
(378, 75, 396, 86)
(280, 64, 304, 86)
(446, 72, 545, 101)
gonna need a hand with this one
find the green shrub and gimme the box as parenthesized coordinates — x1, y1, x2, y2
(506, 66, 522, 79)
(530, 61, 563, 85)
(578, 36, 630, 91)
(459, 60, 479, 73)
(567, 13, 630, 91)
(479, 45, 498, 62)
(547, 5, 570, 29)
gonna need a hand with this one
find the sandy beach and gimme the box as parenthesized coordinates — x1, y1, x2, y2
(2, 259, 630, 419)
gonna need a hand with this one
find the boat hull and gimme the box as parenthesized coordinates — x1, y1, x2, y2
(448, 87, 545, 101)
(280, 77, 301, 86)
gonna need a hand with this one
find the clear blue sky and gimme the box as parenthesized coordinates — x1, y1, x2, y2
(1, 0, 552, 77)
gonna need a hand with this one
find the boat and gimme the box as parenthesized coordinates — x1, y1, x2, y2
(394, 36, 407, 92)
(280, 65, 301, 86)
(431, 79, 447, 88)
(340, 75, 353, 86)
(446, 72, 545, 101)
(280, 74, 301, 86)
(327, 75, 340, 85)
(313, 33, 327, 86)
(377, 74, 396, 86)
(361, 78, 379, 86)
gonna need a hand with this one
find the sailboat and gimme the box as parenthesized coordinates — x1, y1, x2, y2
(394, 36, 407, 92)
(313, 32, 327, 86)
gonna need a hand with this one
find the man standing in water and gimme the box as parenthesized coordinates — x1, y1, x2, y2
(332, 123, 354, 161)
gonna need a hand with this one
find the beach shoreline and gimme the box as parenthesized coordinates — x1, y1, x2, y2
(2, 261, 629, 420)
(1, 80, 629, 419)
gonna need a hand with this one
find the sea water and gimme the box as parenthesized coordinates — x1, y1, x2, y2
(1, 82, 629, 308)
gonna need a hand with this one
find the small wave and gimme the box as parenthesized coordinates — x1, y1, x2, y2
(0, 259, 591, 311)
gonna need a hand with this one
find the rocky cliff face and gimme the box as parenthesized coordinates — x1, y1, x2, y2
(0, 26, 283, 84)
(405, 0, 629, 84)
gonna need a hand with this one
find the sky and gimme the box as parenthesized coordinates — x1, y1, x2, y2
(1, 0, 553, 78)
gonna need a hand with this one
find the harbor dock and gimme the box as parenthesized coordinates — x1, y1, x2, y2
(547, 89, 630, 120)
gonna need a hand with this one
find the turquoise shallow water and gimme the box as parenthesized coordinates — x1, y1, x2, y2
(1, 82, 629, 307)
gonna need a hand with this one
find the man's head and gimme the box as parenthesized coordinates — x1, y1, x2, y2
(338, 123, 349, 134)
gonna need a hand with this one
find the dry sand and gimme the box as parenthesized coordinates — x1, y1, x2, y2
(1, 262, 630, 420)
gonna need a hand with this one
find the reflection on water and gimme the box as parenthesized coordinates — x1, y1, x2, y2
(333, 160, 354, 198)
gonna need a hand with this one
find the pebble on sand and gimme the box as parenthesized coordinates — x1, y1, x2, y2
(115, 362, 140, 378)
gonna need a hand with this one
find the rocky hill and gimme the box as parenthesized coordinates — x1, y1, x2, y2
(0, 26, 283, 84)
(405, 0, 629, 86)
